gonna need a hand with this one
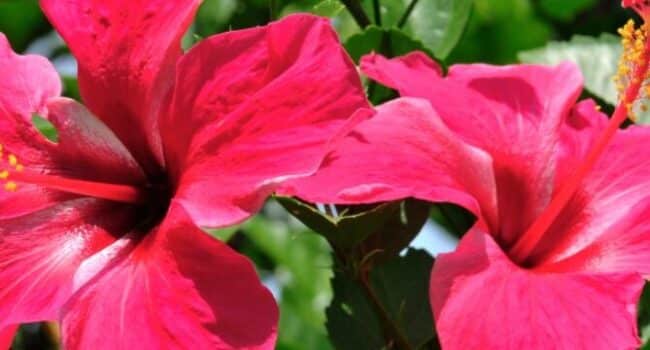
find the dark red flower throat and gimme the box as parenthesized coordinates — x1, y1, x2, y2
(0, 142, 173, 231)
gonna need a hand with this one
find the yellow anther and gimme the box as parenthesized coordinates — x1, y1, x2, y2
(8, 154, 17, 167)
(4, 181, 17, 192)
(0, 170, 8, 180)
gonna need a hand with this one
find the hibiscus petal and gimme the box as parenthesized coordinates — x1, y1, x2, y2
(162, 14, 369, 227)
(431, 229, 642, 350)
(528, 103, 650, 272)
(0, 198, 131, 326)
(46, 97, 145, 184)
(361, 52, 583, 247)
(0, 325, 17, 350)
(61, 205, 278, 349)
(360, 51, 443, 97)
(280, 97, 497, 222)
(40, 0, 201, 170)
(0, 33, 61, 119)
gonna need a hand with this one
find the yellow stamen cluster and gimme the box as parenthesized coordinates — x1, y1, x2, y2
(0, 144, 23, 192)
(615, 19, 650, 121)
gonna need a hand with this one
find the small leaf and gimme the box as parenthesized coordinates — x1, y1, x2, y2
(312, 0, 345, 17)
(31, 114, 58, 142)
(407, 0, 473, 59)
(357, 0, 472, 59)
(277, 196, 401, 250)
(278, 196, 430, 261)
(518, 34, 621, 106)
(344, 25, 433, 63)
(326, 249, 437, 349)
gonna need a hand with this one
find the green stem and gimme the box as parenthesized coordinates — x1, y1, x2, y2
(341, 0, 372, 28)
(359, 270, 412, 349)
(372, 0, 382, 25)
(397, 0, 420, 28)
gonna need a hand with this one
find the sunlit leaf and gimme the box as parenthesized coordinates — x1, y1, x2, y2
(313, 0, 345, 17)
(343, 25, 432, 62)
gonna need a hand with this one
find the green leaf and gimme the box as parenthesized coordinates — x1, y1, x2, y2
(278, 197, 430, 260)
(343, 25, 432, 63)
(518, 34, 621, 106)
(406, 0, 473, 59)
(312, 0, 345, 17)
(358, 0, 472, 60)
(31, 114, 58, 142)
(326, 249, 437, 349)
(449, 0, 552, 64)
(277, 196, 402, 250)
(327, 270, 385, 350)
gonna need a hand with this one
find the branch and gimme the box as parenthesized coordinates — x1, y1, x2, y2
(398, 0, 420, 28)
(341, 0, 372, 28)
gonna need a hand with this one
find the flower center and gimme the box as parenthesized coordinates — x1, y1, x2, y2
(0, 147, 146, 204)
(508, 16, 650, 264)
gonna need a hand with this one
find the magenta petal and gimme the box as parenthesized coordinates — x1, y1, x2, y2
(0, 199, 129, 326)
(40, 0, 201, 169)
(0, 33, 61, 119)
(431, 229, 643, 350)
(61, 205, 278, 349)
(0, 325, 17, 350)
(362, 52, 583, 245)
(280, 97, 497, 222)
(360, 52, 443, 97)
(163, 14, 369, 227)
(46, 98, 146, 184)
(529, 109, 650, 272)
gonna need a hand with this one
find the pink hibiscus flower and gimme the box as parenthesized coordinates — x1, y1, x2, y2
(281, 36, 650, 350)
(0, 0, 369, 348)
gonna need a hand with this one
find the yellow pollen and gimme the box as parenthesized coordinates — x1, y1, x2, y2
(8, 154, 17, 167)
(0, 151, 24, 192)
(4, 181, 17, 192)
(616, 19, 650, 122)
